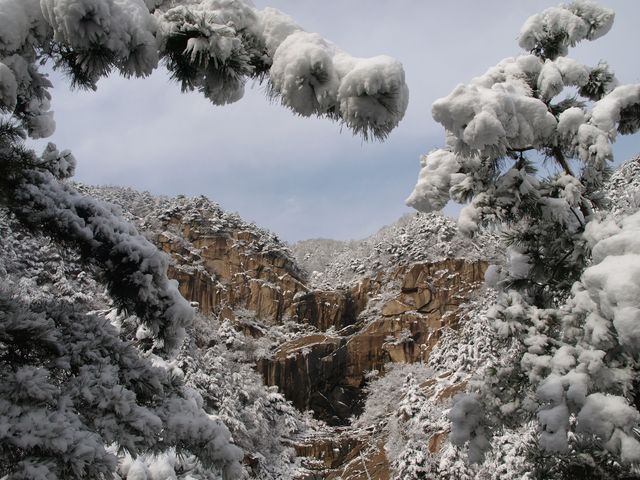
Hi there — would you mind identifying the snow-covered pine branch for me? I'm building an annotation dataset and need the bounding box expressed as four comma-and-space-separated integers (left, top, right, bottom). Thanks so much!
0, 284, 243, 479
407, 0, 639, 294
0, 124, 193, 356
0, 0, 409, 141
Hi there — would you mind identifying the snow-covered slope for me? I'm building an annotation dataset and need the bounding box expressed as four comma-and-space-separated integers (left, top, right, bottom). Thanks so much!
0, 200, 311, 479
293, 212, 501, 289
75, 184, 300, 271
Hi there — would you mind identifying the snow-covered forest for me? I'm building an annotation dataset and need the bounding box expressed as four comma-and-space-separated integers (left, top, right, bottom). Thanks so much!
1, 0, 640, 479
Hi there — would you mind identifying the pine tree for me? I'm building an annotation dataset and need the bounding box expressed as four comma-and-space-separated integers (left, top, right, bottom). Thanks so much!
406, 0, 638, 300
406, 0, 640, 475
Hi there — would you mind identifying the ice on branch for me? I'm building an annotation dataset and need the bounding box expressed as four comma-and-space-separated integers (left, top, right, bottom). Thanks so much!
13, 170, 195, 355
577, 394, 640, 464
523, 209, 640, 461
41, 0, 159, 77
449, 393, 490, 463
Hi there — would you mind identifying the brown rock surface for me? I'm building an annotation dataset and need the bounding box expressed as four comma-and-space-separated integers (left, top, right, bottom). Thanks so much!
153, 209, 488, 475
295, 431, 390, 480
257, 259, 486, 424
158, 217, 368, 330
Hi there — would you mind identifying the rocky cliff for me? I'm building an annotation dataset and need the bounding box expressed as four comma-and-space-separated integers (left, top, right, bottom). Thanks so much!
256, 259, 486, 425
77, 185, 497, 478
138, 194, 488, 423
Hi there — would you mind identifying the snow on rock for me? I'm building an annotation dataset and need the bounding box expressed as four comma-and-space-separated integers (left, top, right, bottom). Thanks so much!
77, 184, 298, 267
292, 212, 501, 289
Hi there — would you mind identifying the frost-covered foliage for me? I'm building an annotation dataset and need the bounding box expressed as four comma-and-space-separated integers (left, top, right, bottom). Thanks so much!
407, 0, 640, 297
0, 0, 408, 140
0, 195, 321, 479
1, 125, 193, 356
293, 212, 501, 289
0, 208, 244, 479
405, 1, 640, 475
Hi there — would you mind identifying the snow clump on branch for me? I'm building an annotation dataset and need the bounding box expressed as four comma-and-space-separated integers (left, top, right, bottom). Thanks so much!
0, 0, 408, 141
519, 0, 614, 59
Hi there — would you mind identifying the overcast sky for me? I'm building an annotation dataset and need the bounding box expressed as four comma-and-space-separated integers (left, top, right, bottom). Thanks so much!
33, 1, 640, 242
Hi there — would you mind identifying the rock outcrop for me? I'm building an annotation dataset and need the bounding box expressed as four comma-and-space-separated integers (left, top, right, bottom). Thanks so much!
257, 259, 486, 424
296, 429, 390, 480
157, 215, 365, 334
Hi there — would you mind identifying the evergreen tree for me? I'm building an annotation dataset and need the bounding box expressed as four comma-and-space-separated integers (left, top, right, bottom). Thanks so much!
406, 0, 638, 299
406, 0, 640, 476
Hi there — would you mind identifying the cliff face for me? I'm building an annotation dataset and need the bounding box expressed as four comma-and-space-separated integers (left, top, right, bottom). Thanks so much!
157, 214, 364, 333
256, 259, 486, 424
153, 205, 487, 427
